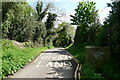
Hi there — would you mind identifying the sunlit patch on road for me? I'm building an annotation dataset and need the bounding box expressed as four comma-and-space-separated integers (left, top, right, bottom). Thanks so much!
36, 55, 72, 68
12, 48, 77, 78
39, 55, 72, 60
41, 61, 72, 67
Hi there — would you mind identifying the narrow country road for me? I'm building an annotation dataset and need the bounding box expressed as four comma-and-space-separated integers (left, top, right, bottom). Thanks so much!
7, 48, 77, 79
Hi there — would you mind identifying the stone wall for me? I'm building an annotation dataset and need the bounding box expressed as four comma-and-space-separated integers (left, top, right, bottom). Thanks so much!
85, 46, 111, 68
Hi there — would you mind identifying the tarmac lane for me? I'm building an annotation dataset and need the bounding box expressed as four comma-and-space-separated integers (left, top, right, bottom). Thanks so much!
6, 48, 77, 80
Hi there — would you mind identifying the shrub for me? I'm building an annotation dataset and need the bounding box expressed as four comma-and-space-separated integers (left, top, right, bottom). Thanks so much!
1, 39, 52, 78
66, 43, 85, 63
81, 63, 104, 79
101, 58, 120, 79
23, 41, 34, 47
66, 43, 104, 79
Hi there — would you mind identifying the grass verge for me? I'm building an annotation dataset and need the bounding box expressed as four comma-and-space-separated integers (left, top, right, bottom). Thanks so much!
0, 39, 53, 78
66, 43, 103, 79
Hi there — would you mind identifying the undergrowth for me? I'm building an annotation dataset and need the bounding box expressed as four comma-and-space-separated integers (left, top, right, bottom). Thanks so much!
66, 43, 103, 79
0, 39, 53, 78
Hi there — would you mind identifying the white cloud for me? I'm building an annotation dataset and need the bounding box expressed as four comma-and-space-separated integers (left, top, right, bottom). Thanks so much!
27, 0, 113, 26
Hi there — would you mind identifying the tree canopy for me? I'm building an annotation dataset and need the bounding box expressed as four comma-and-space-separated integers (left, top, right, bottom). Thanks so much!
2, 1, 74, 47
70, 0, 100, 44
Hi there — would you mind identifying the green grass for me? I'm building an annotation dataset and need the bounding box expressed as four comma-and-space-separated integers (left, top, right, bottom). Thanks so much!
0, 40, 2, 79
66, 43, 103, 79
67, 43, 120, 79
66, 43, 85, 64
0, 39, 53, 78
80, 63, 104, 79
101, 58, 120, 79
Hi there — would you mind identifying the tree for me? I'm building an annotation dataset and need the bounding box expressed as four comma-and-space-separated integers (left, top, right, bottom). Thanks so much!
2, 2, 17, 22
2, 2, 34, 42
2, 2, 17, 38
36, 2, 53, 21
33, 22, 46, 42
34, 2, 57, 46
97, 1, 120, 57
45, 13, 57, 35
70, 0, 99, 45
43, 13, 57, 46
53, 22, 75, 47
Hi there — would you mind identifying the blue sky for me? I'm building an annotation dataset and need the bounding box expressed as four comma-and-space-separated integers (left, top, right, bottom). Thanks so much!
27, 0, 112, 24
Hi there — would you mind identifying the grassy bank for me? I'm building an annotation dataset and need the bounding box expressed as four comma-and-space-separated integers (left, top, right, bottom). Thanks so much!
67, 44, 120, 79
66, 43, 85, 64
66, 44, 103, 79
0, 39, 53, 78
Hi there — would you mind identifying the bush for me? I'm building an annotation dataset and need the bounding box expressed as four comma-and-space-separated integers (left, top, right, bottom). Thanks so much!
66, 43, 85, 63
66, 43, 105, 79
101, 58, 120, 79
23, 41, 34, 47
81, 63, 104, 79
1, 39, 52, 78
47, 46, 54, 49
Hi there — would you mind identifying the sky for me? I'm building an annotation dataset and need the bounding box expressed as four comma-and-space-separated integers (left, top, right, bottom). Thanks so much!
27, 0, 112, 27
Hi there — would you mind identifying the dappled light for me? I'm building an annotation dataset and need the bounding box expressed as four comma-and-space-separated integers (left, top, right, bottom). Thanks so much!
1, 0, 120, 79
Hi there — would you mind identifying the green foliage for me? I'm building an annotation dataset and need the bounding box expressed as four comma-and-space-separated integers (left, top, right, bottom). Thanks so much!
2, 1, 58, 47
96, 1, 120, 57
2, 2, 17, 22
101, 58, 120, 79
54, 22, 75, 47
45, 35, 55, 46
66, 43, 85, 64
36, 2, 53, 21
68, 1, 120, 80
2, 2, 34, 42
81, 63, 103, 79
67, 44, 104, 79
44, 13, 57, 46
1, 39, 52, 78
23, 41, 34, 47
34, 37, 44, 47
45, 13, 57, 32
33, 22, 46, 41
96, 25, 108, 46
34, 2, 56, 46
107, 2, 120, 57
68, 1, 120, 79
70, 0, 100, 44
70, 1, 98, 25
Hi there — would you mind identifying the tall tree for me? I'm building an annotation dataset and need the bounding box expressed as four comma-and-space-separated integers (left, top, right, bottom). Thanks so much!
36, 2, 53, 21
44, 13, 57, 46
70, 0, 99, 44
2, 2, 34, 42
97, 1, 120, 57
2, 2, 17, 22
54, 22, 75, 47
45, 13, 57, 35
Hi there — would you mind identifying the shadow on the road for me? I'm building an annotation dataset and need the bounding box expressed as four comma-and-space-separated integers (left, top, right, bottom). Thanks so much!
44, 50, 70, 55
46, 59, 77, 79
44, 49, 77, 79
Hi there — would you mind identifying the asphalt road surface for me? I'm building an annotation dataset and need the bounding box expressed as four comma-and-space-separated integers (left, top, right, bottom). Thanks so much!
7, 48, 77, 79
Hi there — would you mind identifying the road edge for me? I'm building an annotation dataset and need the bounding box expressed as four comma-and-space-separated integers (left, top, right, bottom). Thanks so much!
64, 49, 81, 80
